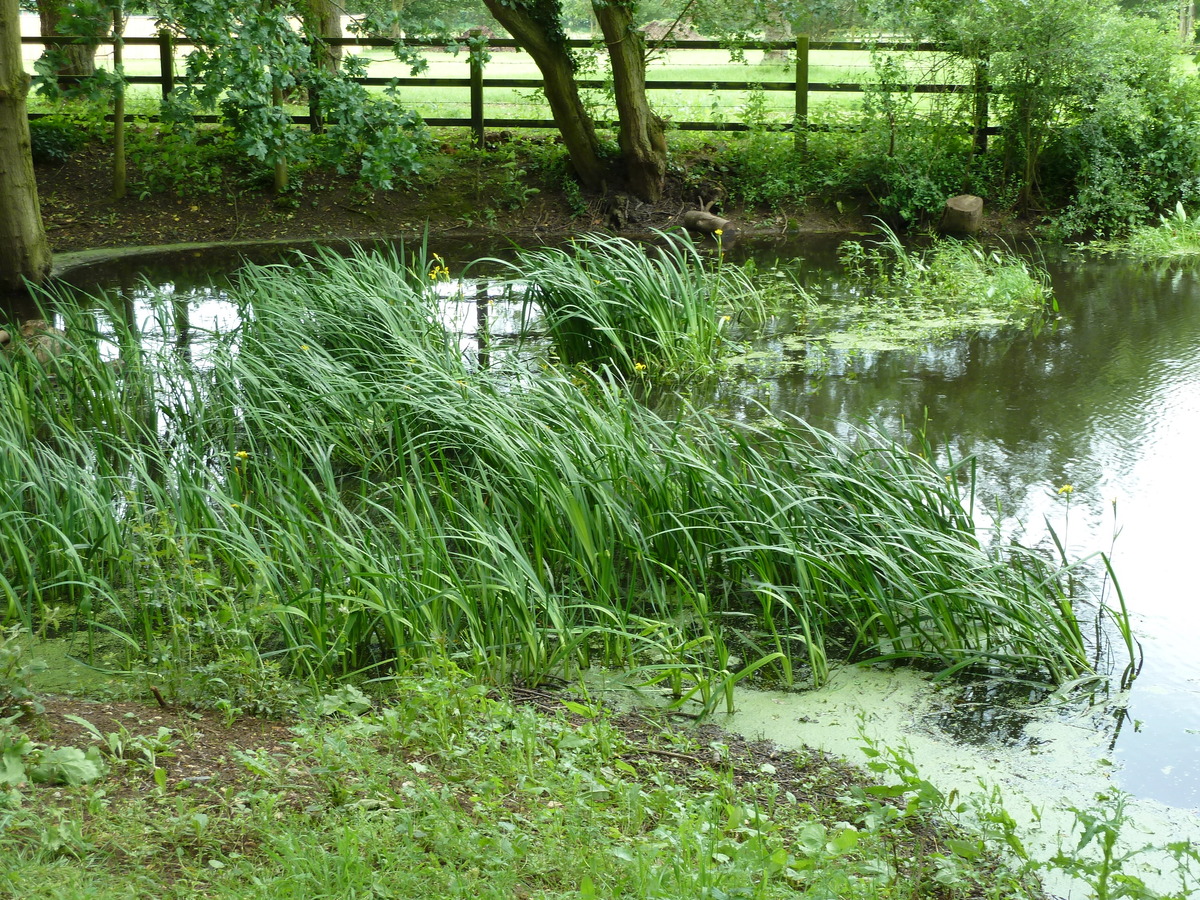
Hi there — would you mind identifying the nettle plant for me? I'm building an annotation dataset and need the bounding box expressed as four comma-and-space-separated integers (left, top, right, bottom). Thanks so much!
155, 0, 430, 189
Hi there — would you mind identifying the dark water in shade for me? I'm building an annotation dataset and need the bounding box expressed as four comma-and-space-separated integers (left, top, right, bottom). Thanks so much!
10, 235, 1200, 809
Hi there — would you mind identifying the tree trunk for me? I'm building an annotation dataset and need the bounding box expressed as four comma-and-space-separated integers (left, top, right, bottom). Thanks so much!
272, 82, 288, 193
389, 0, 403, 40
302, 0, 341, 133
304, 0, 342, 71
593, 0, 666, 202
38, 0, 103, 80
482, 0, 605, 192
112, 5, 125, 199
1, 0, 52, 294
763, 15, 792, 62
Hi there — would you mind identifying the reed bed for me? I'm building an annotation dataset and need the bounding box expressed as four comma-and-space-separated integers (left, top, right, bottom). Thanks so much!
495, 232, 765, 380
839, 222, 1053, 316
0, 240, 1110, 707
1087, 201, 1200, 259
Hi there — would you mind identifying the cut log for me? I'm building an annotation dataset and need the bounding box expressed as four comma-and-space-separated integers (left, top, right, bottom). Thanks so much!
681, 210, 733, 236
939, 194, 984, 235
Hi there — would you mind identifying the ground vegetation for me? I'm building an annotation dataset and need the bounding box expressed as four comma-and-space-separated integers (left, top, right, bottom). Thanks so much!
2, 655, 1053, 899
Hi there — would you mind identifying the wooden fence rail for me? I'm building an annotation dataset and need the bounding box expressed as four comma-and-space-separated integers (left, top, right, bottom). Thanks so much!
21, 34, 991, 151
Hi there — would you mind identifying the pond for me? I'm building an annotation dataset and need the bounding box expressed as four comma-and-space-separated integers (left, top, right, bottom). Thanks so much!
18, 235, 1200, 835
717, 237, 1200, 811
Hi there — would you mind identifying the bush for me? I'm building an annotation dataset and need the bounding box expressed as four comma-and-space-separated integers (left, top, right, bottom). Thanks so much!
910, 0, 1200, 235
126, 122, 245, 198
28, 116, 87, 164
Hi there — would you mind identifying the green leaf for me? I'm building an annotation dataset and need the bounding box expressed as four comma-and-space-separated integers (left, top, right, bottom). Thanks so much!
31, 747, 106, 785
827, 827, 860, 854
554, 733, 591, 751
561, 700, 599, 719
62, 714, 103, 743
945, 838, 983, 859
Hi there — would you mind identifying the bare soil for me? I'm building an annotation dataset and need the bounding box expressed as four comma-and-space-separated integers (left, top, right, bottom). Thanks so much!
27, 689, 858, 810
34, 136, 860, 257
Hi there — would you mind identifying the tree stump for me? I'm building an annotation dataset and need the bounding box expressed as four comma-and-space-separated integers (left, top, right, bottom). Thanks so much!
681, 210, 733, 236
939, 194, 984, 235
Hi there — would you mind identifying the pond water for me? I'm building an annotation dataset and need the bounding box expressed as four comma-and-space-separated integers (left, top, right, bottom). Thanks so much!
21, 236, 1200, 848
705, 238, 1200, 896
715, 238, 1200, 812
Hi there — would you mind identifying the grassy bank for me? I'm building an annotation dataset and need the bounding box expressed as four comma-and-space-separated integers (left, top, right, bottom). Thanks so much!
3, 662, 1044, 900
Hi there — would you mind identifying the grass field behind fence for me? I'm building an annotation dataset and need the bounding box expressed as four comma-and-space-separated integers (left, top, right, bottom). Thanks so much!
26, 40, 970, 126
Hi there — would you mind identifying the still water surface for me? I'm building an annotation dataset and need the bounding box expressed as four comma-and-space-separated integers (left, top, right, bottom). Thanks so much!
54, 237, 1200, 813
718, 239, 1200, 811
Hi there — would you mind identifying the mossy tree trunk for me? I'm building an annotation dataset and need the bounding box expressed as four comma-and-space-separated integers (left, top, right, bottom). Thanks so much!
593, 0, 665, 202
1, 0, 52, 293
301, 0, 342, 134
111, 3, 125, 199
481, 0, 605, 192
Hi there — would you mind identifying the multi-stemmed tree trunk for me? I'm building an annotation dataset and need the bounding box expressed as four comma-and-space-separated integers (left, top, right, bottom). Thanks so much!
37, 0, 106, 80
482, 0, 667, 201
481, 0, 606, 192
1, 0, 52, 294
593, 0, 665, 202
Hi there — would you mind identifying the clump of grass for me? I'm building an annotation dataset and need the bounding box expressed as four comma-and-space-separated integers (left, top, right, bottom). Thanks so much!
493, 230, 764, 380
836, 221, 1054, 338
0, 242, 1119, 710
1087, 201, 1200, 259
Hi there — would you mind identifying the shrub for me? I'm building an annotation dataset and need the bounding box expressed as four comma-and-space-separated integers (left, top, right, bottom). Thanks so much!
28, 116, 87, 164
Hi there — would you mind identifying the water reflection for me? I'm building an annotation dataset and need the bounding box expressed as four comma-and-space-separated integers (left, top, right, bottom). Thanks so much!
716, 244, 1200, 808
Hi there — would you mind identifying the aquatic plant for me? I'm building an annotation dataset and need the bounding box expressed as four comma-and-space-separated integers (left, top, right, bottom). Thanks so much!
1087, 202, 1200, 260
836, 221, 1054, 334
0, 243, 1121, 708
491, 230, 764, 380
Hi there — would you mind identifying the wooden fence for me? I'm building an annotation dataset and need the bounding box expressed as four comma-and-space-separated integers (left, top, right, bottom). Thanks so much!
21, 33, 992, 151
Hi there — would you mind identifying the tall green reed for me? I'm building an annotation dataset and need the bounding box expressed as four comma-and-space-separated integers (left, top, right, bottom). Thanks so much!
838, 220, 1054, 318
488, 230, 764, 380
0, 241, 1120, 707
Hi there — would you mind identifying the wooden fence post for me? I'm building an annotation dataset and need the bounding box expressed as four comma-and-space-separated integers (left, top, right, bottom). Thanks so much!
794, 34, 809, 154
113, 7, 126, 199
972, 55, 989, 156
307, 34, 324, 134
469, 30, 485, 149
157, 29, 174, 99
